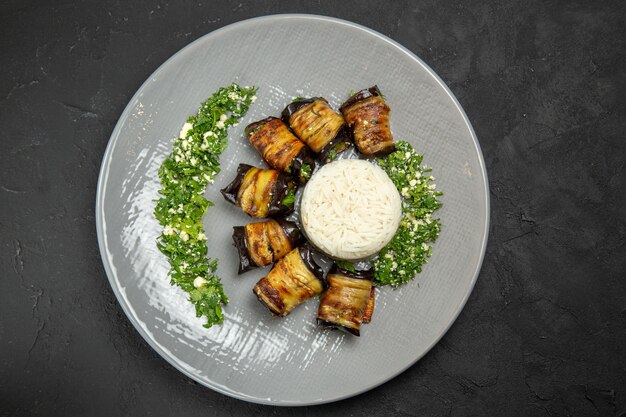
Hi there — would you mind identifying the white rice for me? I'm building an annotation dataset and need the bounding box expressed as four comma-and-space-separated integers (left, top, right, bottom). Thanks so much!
300, 159, 402, 260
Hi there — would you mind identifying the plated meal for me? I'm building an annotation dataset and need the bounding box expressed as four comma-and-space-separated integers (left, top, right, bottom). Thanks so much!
154, 83, 442, 336
97, 15, 489, 404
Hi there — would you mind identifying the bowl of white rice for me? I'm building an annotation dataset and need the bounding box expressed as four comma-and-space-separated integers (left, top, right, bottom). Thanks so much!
300, 159, 402, 261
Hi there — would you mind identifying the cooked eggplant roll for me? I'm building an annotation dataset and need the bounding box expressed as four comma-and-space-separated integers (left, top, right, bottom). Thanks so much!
245, 117, 314, 183
339, 86, 395, 157
220, 163, 297, 218
317, 265, 375, 336
282, 98, 352, 162
362, 286, 376, 324
253, 245, 324, 317
232, 219, 303, 274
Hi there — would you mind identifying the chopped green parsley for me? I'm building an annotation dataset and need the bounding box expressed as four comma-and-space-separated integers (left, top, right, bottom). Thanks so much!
300, 163, 312, 181
154, 83, 257, 328
282, 188, 296, 207
374, 141, 442, 287
335, 260, 356, 272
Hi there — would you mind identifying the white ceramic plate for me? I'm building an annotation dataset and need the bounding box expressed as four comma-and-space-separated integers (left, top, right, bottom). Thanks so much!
96, 14, 489, 406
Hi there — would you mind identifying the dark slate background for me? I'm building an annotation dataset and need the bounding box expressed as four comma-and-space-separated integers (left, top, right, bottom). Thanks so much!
1, 1, 624, 416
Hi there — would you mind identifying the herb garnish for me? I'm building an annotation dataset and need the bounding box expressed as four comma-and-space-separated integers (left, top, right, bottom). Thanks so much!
300, 163, 312, 181
336, 260, 356, 272
373, 141, 442, 287
154, 83, 257, 328
282, 188, 296, 207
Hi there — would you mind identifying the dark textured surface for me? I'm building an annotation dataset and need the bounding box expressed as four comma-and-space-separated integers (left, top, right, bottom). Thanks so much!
1, 1, 625, 415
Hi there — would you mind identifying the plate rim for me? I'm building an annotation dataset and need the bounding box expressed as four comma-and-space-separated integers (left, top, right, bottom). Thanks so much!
95, 13, 490, 406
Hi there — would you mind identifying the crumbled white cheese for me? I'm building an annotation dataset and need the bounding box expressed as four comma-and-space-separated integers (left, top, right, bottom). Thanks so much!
197, 233, 207, 241
215, 120, 225, 129
179, 230, 189, 241
193, 277, 208, 288
179, 122, 193, 139
163, 225, 175, 236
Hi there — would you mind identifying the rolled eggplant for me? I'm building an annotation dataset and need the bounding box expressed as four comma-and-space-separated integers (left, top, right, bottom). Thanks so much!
253, 245, 324, 317
317, 265, 375, 336
220, 163, 297, 218
362, 286, 375, 324
245, 117, 314, 183
282, 98, 352, 163
339, 86, 395, 157
232, 219, 303, 274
